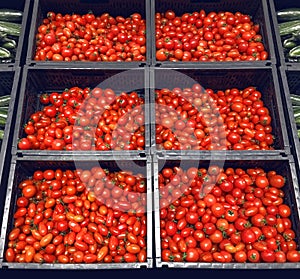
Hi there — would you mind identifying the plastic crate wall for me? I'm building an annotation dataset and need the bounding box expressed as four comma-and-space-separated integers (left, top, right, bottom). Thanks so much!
0, 67, 21, 231
278, 67, 300, 185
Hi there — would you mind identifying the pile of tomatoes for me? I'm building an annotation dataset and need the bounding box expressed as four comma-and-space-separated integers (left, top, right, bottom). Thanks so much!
155, 84, 274, 150
5, 167, 147, 263
159, 165, 300, 263
18, 86, 145, 151
155, 9, 269, 62
34, 11, 146, 62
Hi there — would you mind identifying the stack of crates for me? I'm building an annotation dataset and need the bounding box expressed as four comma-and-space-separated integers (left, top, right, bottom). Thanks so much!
0, 0, 300, 270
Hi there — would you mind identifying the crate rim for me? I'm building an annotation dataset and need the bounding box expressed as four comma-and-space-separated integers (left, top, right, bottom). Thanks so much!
152, 61, 274, 68
0, 67, 22, 257
0, 66, 22, 184
278, 66, 300, 180
1, 261, 153, 269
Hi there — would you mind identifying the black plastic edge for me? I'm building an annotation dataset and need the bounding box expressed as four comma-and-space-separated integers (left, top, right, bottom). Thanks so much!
16, 0, 33, 66
153, 61, 274, 68
277, 65, 300, 181
26, 61, 149, 68
153, 152, 295, 161
270, 64, 292, 152
0, 66, 22, 231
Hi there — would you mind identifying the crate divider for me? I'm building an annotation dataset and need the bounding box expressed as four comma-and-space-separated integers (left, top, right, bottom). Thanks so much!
277, 65, 300, 183
0, 66, 22, 231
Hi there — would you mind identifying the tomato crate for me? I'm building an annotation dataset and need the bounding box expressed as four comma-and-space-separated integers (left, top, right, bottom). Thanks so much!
25, 0, 150, 67
268, 0, 300, 67
0, 0, 32, 67
149, 66, 290, 156
0, 155, 153, 269
0, 67, 21, 231
278, 66, 300, 184
151, 0, 276, 67
11, 66, 150, 157
153, 154, 300, 268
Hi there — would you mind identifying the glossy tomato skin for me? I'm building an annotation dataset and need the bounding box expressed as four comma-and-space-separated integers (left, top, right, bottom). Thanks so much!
155, 10, 268, 62
241, 228, 257, 244
18, 138, 32, 149
155, 84, 274, 151
19, 86, 145, 151
35, 12, 146, 62
5, 167, 148, 264
159, 165, 300, 264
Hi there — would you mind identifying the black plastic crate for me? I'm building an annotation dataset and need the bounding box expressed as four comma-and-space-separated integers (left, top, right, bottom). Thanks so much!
149, 66, 290, 156
25, 0, 150, 67
0, 155, 153, 269
278, 66, 300, 181
153, 154, 300, 268
151, 0, 276, 67
268, 0, 300, 67
12, 66, 150, 157
0, 0, 32, 67
0, 67, 21, 231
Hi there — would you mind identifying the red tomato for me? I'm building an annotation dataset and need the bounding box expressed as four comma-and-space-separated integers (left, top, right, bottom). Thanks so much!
261, 249, 276, 263
44, 31, 56, 46
278, 204, 291, 218
241, 228, 257, 244
155, 10, 268, 62
255, 175, 269, 189
286, 250, 300, 262
269, 174, 285, 188
185, 248, 199, 262
18, 138, 32, 150
22, 185, 37, 198
156, 49, 169, 61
